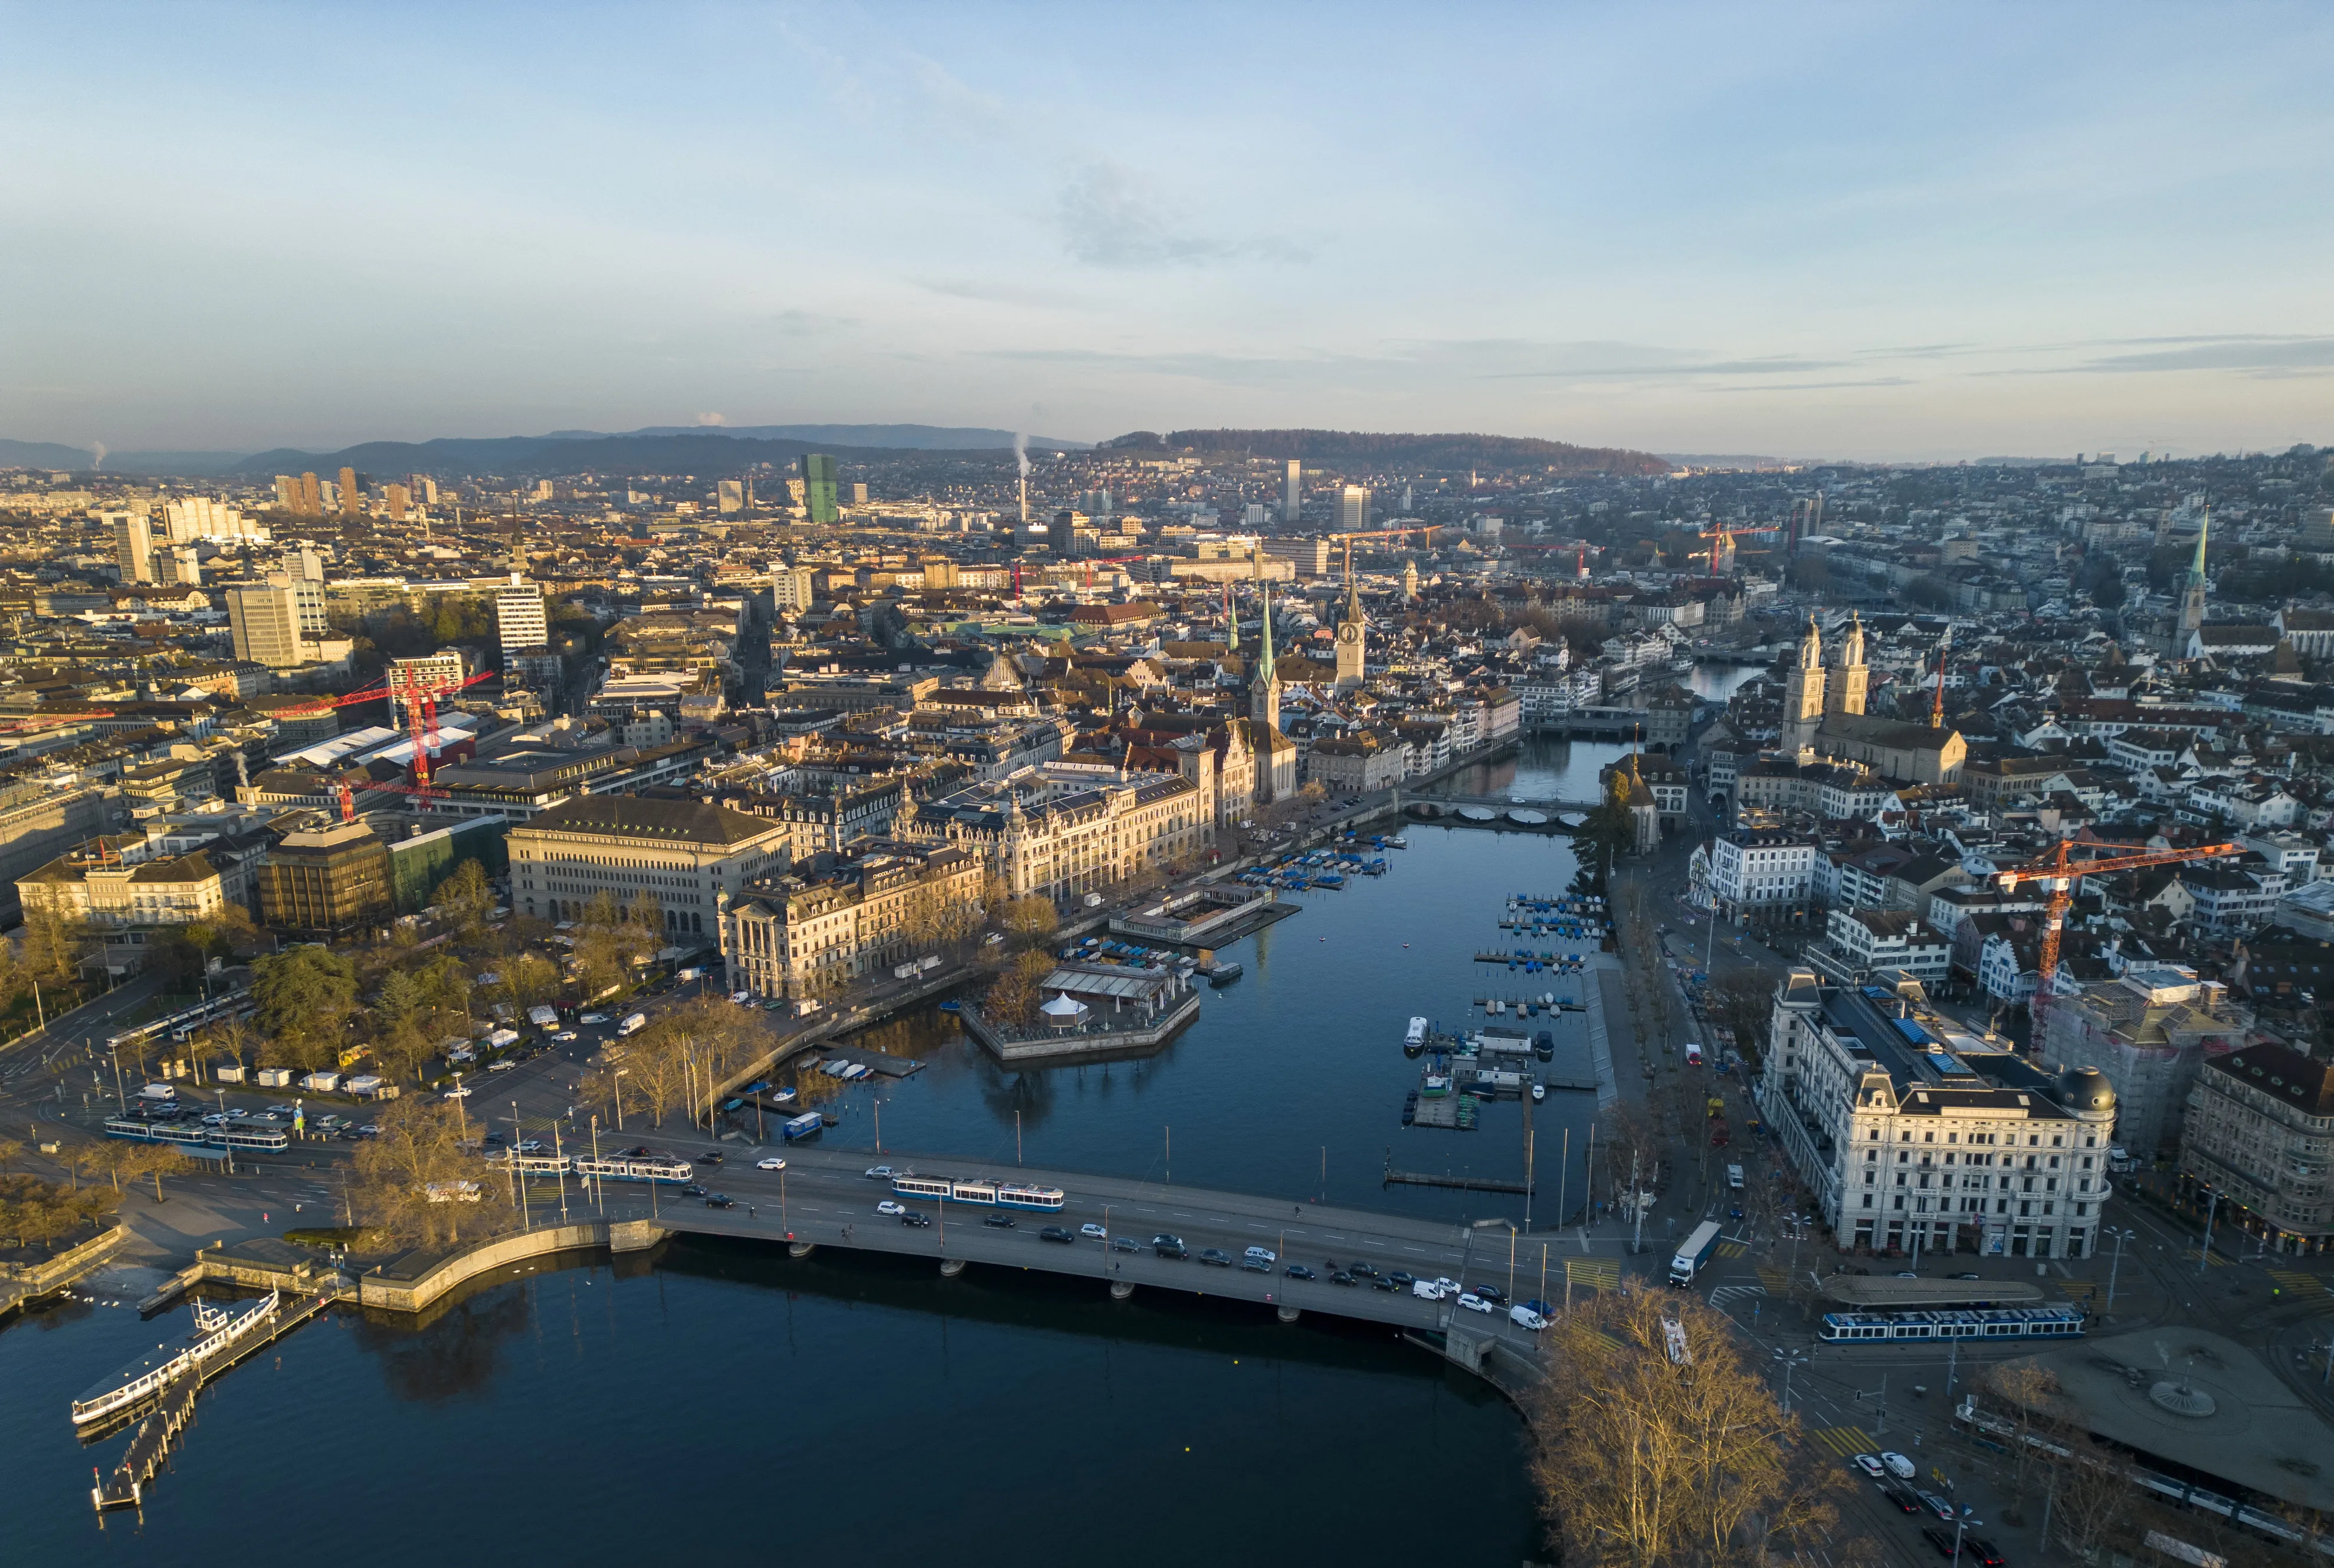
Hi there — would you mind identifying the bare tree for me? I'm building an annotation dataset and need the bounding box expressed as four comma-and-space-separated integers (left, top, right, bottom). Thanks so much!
350, 1097, 513, 1248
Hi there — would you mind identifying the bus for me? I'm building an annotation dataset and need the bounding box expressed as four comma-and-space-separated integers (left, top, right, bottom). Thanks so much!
1818, 1305, 2085, 1343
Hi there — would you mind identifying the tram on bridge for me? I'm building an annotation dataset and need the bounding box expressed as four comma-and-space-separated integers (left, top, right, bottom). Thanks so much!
891, 1173, 1067, 1211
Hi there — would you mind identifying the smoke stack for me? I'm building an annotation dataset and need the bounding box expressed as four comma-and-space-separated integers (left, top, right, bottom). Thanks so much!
1014, 432, 1030, 526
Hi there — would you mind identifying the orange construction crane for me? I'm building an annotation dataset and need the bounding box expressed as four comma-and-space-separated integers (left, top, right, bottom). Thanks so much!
383, 666, 495, 793
1995, 839, 2243, 1034
1696, 523, 1740, 576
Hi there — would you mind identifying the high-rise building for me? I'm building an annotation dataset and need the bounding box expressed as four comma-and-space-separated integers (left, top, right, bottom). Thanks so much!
496, 582, 549, 652
800, 454, 839, 525
274, 475, 299, 510
768, 564, 816, 610
337, 467, 360, 517
298, 473, 322, 515
156, 546, 202, 587
851, 482, 870, 506
111, 512, 153, 583
1282, 460, 1302, 525
717, 479, 744, 514
1339, 485, 1369, 532
384, 483, 410, 521
227, 583, 305, 667
1048, 509, 1084, 559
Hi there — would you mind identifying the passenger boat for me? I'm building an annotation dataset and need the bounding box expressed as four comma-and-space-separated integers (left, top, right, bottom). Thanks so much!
72, 1292, 280, 1426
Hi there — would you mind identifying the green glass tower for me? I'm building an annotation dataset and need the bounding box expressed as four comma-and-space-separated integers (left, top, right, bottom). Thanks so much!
800, 453, 839, 526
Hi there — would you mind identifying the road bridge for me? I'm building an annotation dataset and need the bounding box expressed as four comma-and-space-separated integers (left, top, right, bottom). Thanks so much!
530, 1141, 1570, 1357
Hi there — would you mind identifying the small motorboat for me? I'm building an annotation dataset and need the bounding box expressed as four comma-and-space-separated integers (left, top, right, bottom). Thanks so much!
1531, 1082, 1546, 1103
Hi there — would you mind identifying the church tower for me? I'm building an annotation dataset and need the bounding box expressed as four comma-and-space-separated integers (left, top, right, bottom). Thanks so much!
1401, 557, 1418, 603
1334, 541, 1366, 688
1827, 611, 1868, 718
2179, 506, 2210, 644
1782, 615, 1825, 756
1247, 552, 1281, 731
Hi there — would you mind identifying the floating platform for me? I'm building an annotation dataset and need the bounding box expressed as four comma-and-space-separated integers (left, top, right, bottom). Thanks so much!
1382, 1166, 1533, 1195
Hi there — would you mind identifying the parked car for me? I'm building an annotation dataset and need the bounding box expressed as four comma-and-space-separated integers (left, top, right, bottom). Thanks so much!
756, 1156, 786, 1170
1079, 1222, 1107, 1240
876, 1199, 907, 1216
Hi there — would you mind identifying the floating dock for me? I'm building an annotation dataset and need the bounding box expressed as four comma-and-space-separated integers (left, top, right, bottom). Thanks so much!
1382, 1164, 1533, 1195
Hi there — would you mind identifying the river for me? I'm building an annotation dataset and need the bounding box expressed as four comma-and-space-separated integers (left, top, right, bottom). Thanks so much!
4, 825, 1589, 1563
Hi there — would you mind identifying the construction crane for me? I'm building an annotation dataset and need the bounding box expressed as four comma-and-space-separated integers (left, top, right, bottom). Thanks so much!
382, 666, 496, 792
1994, 839, 2243, 1034
1696, 523, 1739, 576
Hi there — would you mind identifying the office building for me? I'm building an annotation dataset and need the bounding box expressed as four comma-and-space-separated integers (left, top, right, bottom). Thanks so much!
299, 472, 322, 514
2040, 965, 2250, 1163
259, 821, 392, 937
1282, 460, 1302, 525
717, 479, 743, 514
1761, 969, 2119, 1259
801, 454, 839, 525
851, 482, 870, 506
112, 511, 154, 583
507, 795, 794, 940
227, 583, 306, 668
722, 841, 984, 1000
1339, 486, 1369, 532
387, 652, 469, 724
1047, 509, 1084, 559
496, 583, 549, 652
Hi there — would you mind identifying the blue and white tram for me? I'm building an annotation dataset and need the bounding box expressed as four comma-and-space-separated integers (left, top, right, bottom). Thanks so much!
1819, 1305, 2085, 1343
572, 1154, 692, 1183
890, 1174, 1068, 1211
104, 1116, 291, 1154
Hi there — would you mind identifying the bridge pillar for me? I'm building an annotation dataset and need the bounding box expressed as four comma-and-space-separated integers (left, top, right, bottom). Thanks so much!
1276, 1305, 1300, 1324
1109, 1280, 1133, 1301
787, 1242, 814, 1258
939, 1258, 965, 1278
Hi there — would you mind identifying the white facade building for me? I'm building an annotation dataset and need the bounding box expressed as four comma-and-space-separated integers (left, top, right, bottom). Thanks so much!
1709, 828, 1816, 922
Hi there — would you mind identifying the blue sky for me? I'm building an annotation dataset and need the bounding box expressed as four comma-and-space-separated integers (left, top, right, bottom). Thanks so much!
5, 2, 2331, 460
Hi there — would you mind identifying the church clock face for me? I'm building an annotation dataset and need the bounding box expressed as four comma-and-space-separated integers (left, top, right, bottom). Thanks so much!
1336, 623, 1359, 644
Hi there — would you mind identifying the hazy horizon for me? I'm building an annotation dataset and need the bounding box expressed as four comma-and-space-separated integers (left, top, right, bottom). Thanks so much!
6, 2, 2331, 463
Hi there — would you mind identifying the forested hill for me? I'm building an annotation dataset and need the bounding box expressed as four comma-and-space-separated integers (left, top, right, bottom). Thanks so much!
1101, 428, 1670, 475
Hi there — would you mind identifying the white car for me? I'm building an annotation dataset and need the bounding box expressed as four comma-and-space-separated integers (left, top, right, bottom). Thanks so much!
1508, 1304, 1548, 1331
1852, 1454, 1886, 1478
552, 1030, 578, 1043
487, 1059, 516, 1072
876, 1199, 907, 1216
1079, 1222, 1107, 1239
865, 1165, 894, 1179
1880, 1451, 1916, 1480
1456, 1292, 1494, 1314
443, 1086, 471, 1099
730, 989, 752, 1005
1244, 1245, 1276, 1264
756, 1156, 786, 1171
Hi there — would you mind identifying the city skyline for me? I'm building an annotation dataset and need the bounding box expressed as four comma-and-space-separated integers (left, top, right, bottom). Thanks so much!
6, 2, 2332, 461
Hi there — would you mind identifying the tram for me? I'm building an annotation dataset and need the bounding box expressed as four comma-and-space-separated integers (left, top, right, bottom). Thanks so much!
890, 1173, 1067, 1211
1818, 1305, 2086, 1343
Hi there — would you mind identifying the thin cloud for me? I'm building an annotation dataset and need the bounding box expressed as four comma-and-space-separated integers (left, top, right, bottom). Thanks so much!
1057, 160, 1309, 268
1709, 377, 1916, 393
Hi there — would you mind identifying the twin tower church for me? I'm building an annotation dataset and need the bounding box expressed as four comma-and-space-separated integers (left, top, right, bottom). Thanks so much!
1779, 614, 1965, 786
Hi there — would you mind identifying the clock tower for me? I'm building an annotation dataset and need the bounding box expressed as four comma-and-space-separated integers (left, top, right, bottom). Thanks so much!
1334, 542, 1366, 688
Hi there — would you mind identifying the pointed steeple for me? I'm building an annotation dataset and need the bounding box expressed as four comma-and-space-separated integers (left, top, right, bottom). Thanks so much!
1248, 550, 1280, 730
1251, 552, 1276, 690
1224, 579, 1238, 652
2187, 504, 2211, 588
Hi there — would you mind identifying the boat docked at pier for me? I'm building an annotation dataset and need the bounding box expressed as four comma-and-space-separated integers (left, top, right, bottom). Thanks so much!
72, 1292, 281, 1427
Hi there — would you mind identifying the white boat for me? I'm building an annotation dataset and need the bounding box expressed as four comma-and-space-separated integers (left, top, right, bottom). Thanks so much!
1532, 1082, 1546, 1103
72, 1291, 280, 1426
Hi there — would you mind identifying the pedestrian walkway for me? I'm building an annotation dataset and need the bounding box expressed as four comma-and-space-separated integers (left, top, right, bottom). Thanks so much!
1717, 1240, 1748, 1259
2271, 1270, 2329, 1299
1758, 1266, 1791, 1292
1808, 1425, 1876, 1457
1565, 1257, 1620, 1291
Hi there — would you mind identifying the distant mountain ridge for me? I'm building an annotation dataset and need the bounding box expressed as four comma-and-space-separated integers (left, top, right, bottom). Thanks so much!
547, 422, 1090, 451
1104, 427, 1668, 475
226, 431, 1022, 480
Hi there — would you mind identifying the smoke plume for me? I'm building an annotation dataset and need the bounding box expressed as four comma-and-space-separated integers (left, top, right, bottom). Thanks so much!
1013, 431, 1030, 477
88, 441, 107, 470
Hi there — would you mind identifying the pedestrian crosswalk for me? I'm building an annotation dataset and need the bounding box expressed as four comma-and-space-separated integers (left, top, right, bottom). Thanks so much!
1716, 1241, 1748, 1259
1757, 1267, 1791, 1293
2270, 1270, 2328, 1298
2057, 1281, 2096, 1304
1565, 1257, 1621, 1291
1809, 1425, 1876, 1457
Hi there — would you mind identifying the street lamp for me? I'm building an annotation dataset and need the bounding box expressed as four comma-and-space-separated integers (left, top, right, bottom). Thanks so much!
1772, 1346, 1808, 1414
2102, 1225, 2135, 1313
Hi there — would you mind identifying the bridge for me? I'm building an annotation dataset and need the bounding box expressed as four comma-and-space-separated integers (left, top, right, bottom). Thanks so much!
526, 1141, 1574, 1357
1523, 705, 1648, 739
1406, 795, 1597, 830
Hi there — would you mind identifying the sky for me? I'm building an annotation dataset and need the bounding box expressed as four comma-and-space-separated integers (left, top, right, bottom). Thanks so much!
5, 2, 2333, 462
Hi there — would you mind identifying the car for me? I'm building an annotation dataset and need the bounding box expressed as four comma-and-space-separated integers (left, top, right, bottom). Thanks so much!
1154, 1237, 1189, 1259
199, 1112, 230, 1126
1388, 1270, 1416, 1288
1284, 1264, 1317, 1280
1470, 1284, 1506, 1305
487, 1059, 516, 1072
1958, 1536, 2006, 1566
1244, 1245, 1277, 1264
865, 1165, 894, 1179
757, 1156, 786, 1171
1039, 1226, 1075, 1244
899, 1211, 933, 1228
705, 1193, 734, 1209
1198, 1248, 1231, 1267
1727, 1205, 1744, 1221
982, 1214, 1015, 1229
552, 1029, 579, 1042
1371, 1274, 1400, 1291
1881, 1452, 1917, 1480
1920, 1528, 1960, 1560
1894, 1270, 1920, 1280
1240, 1257, 1270, 1272
579, 1012, 608, 1024
1852, 1454, 1886, 1479
699, 1150, 725, 1164
730, 990, 752, 1005
1508, 1304, 1548, 1330
1111, 1235, 1140, 1253
516, 1140, 546, 1154
1456, 1293, 1494, 1313
1329, 1271, 1358, 1287
1951, 1271, 1982, 1280
1079, 1222, 1108, 1240
1877, 1487, 1922, 1515
444, 1086, 472, 1099
1346, 1259, 1378, 1278
1917, 1492, 1960, 1525
681, 1183, 707, 1198
1522, 1299, 1554, 1320
876, 1200, 907, 1216
356, 1124, 380, 1137
483, 1131, 509, 1146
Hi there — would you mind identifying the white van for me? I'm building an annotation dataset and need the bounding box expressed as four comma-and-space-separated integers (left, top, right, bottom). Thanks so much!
1726, 1163, 1745, 1190
1411, 1279, 1446, 1300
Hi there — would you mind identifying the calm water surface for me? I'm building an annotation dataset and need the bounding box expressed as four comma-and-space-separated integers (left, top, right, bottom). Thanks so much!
6, 828, 1579, 1562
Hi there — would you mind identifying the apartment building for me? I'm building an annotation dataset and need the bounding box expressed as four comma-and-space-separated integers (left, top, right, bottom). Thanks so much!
721, 840, 984, 999
2039, 964, 2250, 1162
507, 796, 794, 940
1709, 828, 1817, 923
2178, 1042, 2334, 1253
1812, 908, 1950, 984
1759, 969, 2119, 1259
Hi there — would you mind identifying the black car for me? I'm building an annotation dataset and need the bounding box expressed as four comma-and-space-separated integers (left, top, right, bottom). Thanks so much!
982, 1214, 1015, 1228
1198, 1248, 1231, 1267
1950, 1271, 1982, 1281
1284, 1264, 1316, 1280
1153, 1234, 1188, 1259
899, 1211, 933, 1228
1240, 1256, 1270, 1272
1111, 1235, 1141, 1253
1329, 1270, 1358, 1287
1956, 1538, 2005, 1567
483, 1131, 509, 1146
1371, 1274, 1400, 1291
1389, 1270, 1416, 1288
704, 1193, 733, 1209
681, 1182, 707, 1198
1879, 1487, 1921, 1515
699, 1150, 725, 1164
1472, 1284, 1506, 1305
1038, 1226, 1075, 1244
1919, 1528, 1968, 1560
1347, 1260, 1378, 1278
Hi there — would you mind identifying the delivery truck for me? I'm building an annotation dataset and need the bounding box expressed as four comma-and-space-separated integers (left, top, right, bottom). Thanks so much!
617, 1012, 648, 1036
1668, 1220, 1723, 1286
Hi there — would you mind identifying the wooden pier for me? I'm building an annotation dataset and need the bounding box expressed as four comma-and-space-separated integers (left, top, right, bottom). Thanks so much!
1382, 1164, 1535, 1195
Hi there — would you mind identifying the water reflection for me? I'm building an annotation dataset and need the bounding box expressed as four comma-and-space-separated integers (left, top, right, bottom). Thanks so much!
352, 1289, 531, 1404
